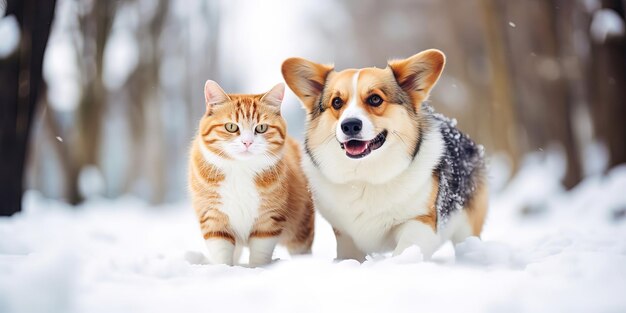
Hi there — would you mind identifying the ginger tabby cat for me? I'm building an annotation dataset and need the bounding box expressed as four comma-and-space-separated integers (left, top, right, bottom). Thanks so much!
188, 80, 314, 266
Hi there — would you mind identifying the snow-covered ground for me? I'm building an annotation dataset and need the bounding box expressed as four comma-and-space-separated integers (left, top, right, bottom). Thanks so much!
1, 153, 626, 313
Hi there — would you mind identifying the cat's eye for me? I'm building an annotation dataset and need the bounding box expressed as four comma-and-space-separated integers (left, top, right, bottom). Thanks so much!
331, 97, 343, 110
367, 94, 383, 107
224, 123, 239, 133
255, 124, 269, 134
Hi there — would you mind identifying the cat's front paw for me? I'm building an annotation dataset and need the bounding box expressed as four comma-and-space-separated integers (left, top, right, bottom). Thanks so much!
205, 239, 235, 265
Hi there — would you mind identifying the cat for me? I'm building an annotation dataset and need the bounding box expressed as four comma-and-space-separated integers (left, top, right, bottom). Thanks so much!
188, 80, 315, 266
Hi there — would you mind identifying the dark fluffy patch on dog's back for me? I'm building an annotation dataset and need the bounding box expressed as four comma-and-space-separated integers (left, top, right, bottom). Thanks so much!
422, 104, 485, 229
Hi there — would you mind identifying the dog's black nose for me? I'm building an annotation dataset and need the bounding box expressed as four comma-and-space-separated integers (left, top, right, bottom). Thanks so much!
341, 118, 363, 136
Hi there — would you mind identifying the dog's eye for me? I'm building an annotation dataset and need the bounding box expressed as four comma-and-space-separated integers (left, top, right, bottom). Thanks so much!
367, 94, 383, 107
225, 123, 239, 133
332, 97, 343, 110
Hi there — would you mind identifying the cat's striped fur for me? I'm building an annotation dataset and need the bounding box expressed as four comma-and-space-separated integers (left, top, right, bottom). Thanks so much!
188, 81, 314, 266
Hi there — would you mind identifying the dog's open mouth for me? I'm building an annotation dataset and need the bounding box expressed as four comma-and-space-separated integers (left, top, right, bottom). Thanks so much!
340, 130, 388, 159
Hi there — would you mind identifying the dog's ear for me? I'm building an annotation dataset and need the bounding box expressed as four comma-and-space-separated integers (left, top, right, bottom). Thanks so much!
281, 58, 333, 112
388, 49, 445, 105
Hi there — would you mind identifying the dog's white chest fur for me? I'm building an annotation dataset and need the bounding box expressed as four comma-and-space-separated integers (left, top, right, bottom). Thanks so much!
304, 127, 445, 253
315, 175, 434, 252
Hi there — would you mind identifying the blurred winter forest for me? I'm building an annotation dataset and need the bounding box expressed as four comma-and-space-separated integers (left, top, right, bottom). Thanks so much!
1, 0, 625, 214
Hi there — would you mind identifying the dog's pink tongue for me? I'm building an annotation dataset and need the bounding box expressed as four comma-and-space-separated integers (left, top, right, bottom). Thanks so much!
345, 141, 367, 155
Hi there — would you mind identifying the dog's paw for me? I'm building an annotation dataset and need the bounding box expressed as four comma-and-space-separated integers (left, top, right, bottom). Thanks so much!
390, 245, 424, 264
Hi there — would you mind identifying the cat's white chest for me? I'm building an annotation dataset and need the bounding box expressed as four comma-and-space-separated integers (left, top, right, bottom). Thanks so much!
218, 167, 260, 242
199, 142, 279, 243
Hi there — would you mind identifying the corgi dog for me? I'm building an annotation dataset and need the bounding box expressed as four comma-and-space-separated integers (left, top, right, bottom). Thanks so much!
281, 49, 487, 261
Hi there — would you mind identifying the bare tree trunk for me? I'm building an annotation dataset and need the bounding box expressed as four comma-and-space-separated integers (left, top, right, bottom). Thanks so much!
494, 0, 583, 188
124, 0, 169, 203
0, 0, 56, 215
545, 0, 583, 188
481, 0, 520, 171
56, 0, 116, 204
591, 0, 626, 169
41, 103, 82, 202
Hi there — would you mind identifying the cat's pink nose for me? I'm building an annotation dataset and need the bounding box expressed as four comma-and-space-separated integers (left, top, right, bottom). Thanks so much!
242, 140, 253, 148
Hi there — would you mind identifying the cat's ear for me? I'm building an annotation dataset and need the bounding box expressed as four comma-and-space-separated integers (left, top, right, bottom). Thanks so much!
260, 83, 285, 110
281, 57, 333, 112
204, 80, 231, 113
388, 49, 445, 106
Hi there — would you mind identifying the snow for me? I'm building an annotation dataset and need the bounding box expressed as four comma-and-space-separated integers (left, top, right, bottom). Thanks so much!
0, 14, 20, 58
590, 8, 625, 43
2, 153, 626, 313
